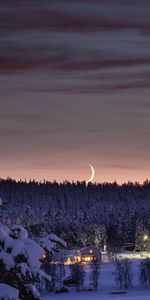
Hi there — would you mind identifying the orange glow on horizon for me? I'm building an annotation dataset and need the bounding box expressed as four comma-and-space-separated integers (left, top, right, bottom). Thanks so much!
0, 171, 149, 185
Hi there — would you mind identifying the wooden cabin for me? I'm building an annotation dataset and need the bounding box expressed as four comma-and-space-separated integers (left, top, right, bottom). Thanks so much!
61, 246, 101, 265
80, 246, 101, 264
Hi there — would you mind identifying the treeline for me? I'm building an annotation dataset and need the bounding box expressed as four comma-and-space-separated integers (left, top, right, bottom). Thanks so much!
0, 178, 150, 251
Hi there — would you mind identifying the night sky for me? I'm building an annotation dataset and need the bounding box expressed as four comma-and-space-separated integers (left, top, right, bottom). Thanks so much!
0, 0, 150, 183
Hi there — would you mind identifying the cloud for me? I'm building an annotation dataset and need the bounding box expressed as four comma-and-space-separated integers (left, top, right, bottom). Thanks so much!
0, 51, 150, 73
106, 164, 141, 170
0, 0, 150, 84
0, 0, 150, 32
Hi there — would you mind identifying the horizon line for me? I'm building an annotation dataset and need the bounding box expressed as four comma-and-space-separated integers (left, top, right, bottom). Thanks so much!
0, 176, 150, 186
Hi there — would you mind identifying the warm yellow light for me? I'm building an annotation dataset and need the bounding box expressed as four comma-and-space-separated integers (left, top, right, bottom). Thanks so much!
85, 257, 91, 261
143, 234, 148, 241
75, 255, 81, 262
64, 257, 72, 265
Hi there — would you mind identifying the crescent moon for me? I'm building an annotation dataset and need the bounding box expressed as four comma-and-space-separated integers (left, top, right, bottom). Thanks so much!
87, 164, 95, 184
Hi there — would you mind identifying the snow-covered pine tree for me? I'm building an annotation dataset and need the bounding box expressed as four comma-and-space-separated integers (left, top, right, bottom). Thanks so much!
39, 233, 67, 261
0, 225, 50, 300
84, 223, 106, 248
39, 233, 67, 291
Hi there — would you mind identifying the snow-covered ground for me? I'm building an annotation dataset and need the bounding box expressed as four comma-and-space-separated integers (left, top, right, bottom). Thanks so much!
44, 291, 150, 300
117, 251, 150, 260
43, 261, 150, 300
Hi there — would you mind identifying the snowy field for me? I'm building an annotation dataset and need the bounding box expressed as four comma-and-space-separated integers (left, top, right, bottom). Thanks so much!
43, 261, 150, 300
44, 291, 150, 300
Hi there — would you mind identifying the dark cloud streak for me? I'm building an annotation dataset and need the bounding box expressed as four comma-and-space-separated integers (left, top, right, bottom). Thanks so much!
1, 54, 150, 73
1, 10, 150, 32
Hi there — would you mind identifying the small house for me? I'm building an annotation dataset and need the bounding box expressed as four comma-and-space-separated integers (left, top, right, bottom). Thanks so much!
80, 246, 101, 264
61, 246, 101, 265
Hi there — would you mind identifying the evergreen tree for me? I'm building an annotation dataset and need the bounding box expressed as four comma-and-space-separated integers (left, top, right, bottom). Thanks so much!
0, 225, 50, 300
135, 219, 150, 251
40, 233, 66, 292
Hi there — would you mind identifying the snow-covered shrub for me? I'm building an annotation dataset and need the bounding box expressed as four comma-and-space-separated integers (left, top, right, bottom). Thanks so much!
115, 259, 133, 289
0, 225, 51, 300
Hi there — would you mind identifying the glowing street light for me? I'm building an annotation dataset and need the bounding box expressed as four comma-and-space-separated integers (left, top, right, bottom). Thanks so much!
143, 234, 149, 241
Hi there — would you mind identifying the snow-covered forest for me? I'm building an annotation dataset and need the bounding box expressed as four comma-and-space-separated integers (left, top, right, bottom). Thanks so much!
0, 179, 150, 251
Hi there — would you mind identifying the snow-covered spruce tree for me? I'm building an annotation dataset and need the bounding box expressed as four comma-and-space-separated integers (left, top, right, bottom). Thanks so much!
39, 233, 66, 291
84, 223, 106, 249
39, 233, 67, 261
0, 225, 50, 300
